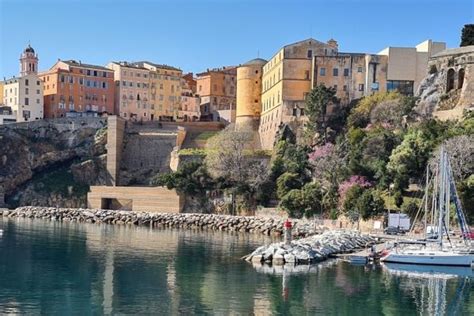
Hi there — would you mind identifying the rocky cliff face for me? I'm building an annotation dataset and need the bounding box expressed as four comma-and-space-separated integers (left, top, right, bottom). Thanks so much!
0, 119, 108, 208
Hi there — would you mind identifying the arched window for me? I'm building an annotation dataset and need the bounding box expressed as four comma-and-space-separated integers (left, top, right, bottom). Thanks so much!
458, 68, 465, 90
447, 68, 455, 92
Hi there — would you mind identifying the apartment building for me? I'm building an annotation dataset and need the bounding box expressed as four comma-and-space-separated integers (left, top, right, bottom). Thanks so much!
196, 66, 237, 123
133, 61, 182, 121
106, 62, 152, 121
40, 60, 115, 118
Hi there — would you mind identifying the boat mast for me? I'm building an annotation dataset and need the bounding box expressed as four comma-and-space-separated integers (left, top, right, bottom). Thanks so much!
423, 165, 429, 240
444, 150, 450, 239
437, 147, 445, 248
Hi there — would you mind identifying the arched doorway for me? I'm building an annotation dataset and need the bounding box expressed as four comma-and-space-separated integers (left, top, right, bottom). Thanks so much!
458, 68, 465, 89
446, 68, 455, 92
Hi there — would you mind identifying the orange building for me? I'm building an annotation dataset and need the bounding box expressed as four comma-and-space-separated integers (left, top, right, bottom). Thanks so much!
40, 60, 115, 118
196, 66, 237, 122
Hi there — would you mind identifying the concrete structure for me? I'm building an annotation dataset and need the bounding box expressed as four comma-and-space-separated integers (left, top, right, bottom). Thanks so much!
19, 44, 39, 77
178, 74, 200, 121
196, 66, 237, 123
133, 61, 182, 121
236, 58, 266, 127
3, 75, 44, 122
378, 40, 446, 94
88, 186, 184, 213
107, 62, 152, 121
258, 38, 338, 149
106, 116, 126, 186
40, 60, 115, 118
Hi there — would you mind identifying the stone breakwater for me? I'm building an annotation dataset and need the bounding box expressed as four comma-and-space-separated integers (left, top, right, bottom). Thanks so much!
1, 207, 320, 237
244, 231, 377, 265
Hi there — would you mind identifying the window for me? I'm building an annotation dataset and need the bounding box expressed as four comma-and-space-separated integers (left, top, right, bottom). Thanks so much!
79, 78, 84, 85
333, 68, 339, 76
25, 88, 29, 94
344, 68, 349, 76
333, 85, 337, 90
93, 70, 98, 76
36, 98, 40, 104
69, 76, 74, 84
357, 67, 363, 73
320, 68, 326, 76
358, 84, 364, 91
60, 75, 65, 83
36, 80, 40, 85
87, 70, 91, 76
307, 50, 312, 58
102, 82, 107, 89
293, 108, 297, 116
103, 72, 107, 78
25, 79, 29, 86
305, 70, 310, 80
343, 85, 347, 92
25, 97, 29, 105
387, 80, 414, 95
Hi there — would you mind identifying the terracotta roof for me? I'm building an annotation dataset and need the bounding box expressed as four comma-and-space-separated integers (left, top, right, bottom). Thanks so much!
109, 61, 148, 70
62, 60, 113, 71
133, 61, 181, 71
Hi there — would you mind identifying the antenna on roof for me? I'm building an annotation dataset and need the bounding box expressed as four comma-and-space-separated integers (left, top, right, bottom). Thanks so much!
257, 49, 260, 58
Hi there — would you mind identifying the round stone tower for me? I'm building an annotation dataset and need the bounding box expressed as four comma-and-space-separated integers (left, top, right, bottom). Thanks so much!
19, 44, 38, 77
236, 58, 267, 128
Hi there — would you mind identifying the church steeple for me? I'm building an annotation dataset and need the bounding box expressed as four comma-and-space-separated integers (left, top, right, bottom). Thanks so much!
19, 44, 38, 76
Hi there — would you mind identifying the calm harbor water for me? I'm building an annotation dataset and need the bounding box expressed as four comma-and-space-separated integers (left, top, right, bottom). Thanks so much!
0, 218, 473, 315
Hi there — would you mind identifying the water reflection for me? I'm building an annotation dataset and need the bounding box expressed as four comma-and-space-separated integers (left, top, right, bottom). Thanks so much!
0, 218, 472, 315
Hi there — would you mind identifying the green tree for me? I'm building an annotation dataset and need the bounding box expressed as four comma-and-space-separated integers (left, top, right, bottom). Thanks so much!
305, 84, 339, 143
343, 186, 385, 221
461, 24, 474, 47
150, 161, 214, 199
348, 91, 401, 128
276, 172, 301, 199
279, 182, 324, 218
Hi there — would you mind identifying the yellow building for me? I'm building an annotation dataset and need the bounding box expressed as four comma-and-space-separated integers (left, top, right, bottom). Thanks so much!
236, 58, 266, 128
134, 61, 183, 121
258, 38, 338, 149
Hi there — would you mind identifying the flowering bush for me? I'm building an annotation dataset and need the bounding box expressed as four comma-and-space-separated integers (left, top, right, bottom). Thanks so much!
338, 175, 371, 203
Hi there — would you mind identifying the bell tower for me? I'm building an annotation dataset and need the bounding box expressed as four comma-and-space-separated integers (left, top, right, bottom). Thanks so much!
19, 44, 38, 76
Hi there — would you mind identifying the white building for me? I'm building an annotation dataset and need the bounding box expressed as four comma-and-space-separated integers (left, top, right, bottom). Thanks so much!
1, 45, 44, 123
378, 40, 446, 94
3, 74, 44, 122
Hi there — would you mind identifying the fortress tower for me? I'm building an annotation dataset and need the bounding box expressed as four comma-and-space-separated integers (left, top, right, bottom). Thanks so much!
236, 58, 266, 128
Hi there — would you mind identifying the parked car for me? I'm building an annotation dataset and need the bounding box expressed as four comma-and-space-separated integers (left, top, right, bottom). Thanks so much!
384, 226, 406, 235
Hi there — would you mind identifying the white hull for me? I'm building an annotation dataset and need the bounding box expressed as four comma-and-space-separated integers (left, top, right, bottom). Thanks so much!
381, 250, 474, 267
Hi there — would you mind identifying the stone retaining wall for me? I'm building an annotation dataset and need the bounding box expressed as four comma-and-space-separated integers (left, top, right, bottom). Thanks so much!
1, 207, 319, 237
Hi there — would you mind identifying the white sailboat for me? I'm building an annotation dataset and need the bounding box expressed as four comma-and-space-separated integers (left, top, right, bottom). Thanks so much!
381, 147, 474, 267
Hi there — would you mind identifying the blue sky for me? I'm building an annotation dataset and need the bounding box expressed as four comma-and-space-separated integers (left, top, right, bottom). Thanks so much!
0, 0, 472, 78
